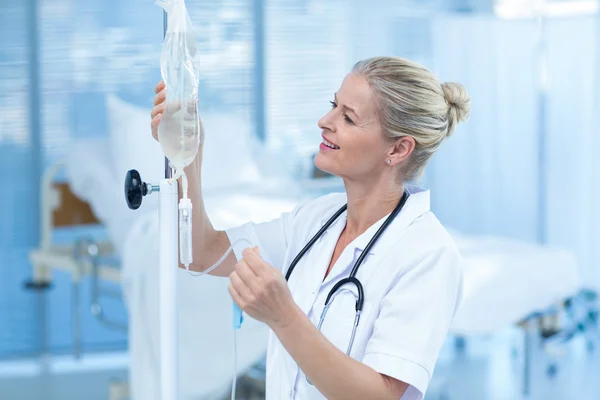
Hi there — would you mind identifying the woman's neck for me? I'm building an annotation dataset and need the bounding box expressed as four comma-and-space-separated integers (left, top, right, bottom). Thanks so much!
342, 177, 405, 238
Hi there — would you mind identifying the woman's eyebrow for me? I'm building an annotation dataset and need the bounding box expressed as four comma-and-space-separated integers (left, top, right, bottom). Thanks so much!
334, 93, 360, 120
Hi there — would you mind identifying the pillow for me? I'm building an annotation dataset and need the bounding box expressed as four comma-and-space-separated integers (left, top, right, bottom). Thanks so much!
106, 94, 261, 193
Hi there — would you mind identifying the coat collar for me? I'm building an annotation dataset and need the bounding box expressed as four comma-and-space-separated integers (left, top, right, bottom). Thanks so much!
318, 185, 431, 256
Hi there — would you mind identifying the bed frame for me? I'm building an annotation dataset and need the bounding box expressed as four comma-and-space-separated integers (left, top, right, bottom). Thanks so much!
448, 290, 599, 399
28, 163, 120, 284
25, 162, 129, 399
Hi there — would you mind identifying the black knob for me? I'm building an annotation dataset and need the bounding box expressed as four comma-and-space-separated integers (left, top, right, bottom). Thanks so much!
124, 169, 148, 210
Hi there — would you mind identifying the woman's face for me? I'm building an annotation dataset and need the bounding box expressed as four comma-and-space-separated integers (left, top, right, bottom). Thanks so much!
314, 72, 395, 182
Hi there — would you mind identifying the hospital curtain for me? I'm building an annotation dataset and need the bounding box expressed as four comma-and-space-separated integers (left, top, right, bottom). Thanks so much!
544, 15, 600, 289
427, 14, 541, 242
427, 12, 600, 290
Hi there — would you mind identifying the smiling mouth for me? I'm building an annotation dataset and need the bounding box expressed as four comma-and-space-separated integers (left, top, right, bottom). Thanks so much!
321, 138, 340, 149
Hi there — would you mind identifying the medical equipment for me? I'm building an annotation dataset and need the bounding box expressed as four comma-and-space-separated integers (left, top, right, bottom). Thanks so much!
447, 231, 596, 398
125, 166, 253, 400
285, 188, 409, 385
125, 168, 180, 400
156, 0, 202, 270
136, 3, 252, 397
123, 3, 201, 397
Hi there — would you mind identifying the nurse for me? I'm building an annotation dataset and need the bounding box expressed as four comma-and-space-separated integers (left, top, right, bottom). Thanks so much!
151, 56, 470, 400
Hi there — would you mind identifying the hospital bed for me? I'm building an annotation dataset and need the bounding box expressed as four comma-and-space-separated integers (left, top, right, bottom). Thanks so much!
445, 233, 598, 398
27, 161, 125, 361
27, 93, 597, 399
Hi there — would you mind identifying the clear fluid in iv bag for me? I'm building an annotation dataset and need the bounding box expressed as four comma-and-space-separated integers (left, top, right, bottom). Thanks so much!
158, 99, 201, 169
158, 29, 202, 170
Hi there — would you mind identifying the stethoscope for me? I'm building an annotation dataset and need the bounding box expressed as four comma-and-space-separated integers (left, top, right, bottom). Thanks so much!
284, 189, 409, 384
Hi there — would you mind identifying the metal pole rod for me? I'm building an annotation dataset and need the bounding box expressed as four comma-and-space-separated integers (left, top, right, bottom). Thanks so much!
159, 180, 178, 400
164, 11, 172, 180
72, 276, 81, 359
27, 0, 48, 363
159, 9, 178, 400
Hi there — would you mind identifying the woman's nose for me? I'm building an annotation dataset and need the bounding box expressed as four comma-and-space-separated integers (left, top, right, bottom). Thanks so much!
318, 110, 335, 132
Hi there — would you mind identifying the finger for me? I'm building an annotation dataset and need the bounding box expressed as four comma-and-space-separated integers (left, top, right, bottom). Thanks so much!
150, 102, 164, 119
228, 283, 243, 308
151, 111, 162, 126
153, 88, 166, 106
230, 271, 251, 301
243, 247, 268, 275
151, 114, 162, 138
154, 80, 165, 94
235, 259, 257, 289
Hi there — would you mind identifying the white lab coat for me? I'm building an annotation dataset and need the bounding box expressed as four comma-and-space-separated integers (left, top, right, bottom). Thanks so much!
225, 186, 463, 400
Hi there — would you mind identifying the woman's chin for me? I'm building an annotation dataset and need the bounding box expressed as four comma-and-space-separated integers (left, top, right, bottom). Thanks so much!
313, 157, 339, 179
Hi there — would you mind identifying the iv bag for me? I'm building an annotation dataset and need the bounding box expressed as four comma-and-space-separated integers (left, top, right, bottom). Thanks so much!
156, 0, 203, 171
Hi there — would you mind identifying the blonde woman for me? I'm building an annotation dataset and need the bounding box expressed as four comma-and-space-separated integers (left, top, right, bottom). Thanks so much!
151, 56, 471, 400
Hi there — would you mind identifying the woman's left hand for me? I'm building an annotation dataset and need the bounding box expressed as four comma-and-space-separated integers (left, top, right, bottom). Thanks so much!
228, 247, 300, 329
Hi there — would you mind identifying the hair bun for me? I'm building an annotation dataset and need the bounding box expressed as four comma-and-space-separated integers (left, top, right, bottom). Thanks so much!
441, 82, 471, 137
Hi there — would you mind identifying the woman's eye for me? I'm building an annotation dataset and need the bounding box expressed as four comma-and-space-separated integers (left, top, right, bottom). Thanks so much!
330, 100, 353, 124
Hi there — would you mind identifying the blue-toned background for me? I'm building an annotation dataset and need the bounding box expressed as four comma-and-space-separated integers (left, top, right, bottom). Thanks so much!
1, 0, 600, 399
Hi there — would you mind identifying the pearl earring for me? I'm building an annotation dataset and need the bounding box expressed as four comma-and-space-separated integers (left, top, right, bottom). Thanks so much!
386, 159, 391, 165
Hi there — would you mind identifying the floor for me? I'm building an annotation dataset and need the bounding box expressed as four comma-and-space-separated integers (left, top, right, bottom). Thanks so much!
0, 328, 598, 400
0, 352, 128, 400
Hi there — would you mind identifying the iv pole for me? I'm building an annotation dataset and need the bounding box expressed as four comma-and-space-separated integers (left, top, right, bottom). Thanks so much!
158, 9, 179, 400
163, 12, 172, 182
124, 10, 179, 400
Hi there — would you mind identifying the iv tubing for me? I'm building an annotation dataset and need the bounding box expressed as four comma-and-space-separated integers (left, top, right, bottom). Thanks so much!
168, 168, 188, 199
181, 171, 188, 199
184, 237, 253, 276
231, 329, 238, 400
183, 237, 254, 400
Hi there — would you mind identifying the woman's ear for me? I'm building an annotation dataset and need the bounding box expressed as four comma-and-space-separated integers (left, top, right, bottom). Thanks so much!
386, 136, 415, 166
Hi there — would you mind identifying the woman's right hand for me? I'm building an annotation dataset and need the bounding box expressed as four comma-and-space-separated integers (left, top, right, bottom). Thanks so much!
151, 80, 166, 142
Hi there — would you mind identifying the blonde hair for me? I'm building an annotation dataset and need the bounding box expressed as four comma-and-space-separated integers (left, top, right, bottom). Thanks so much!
352, 56, 471, 180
